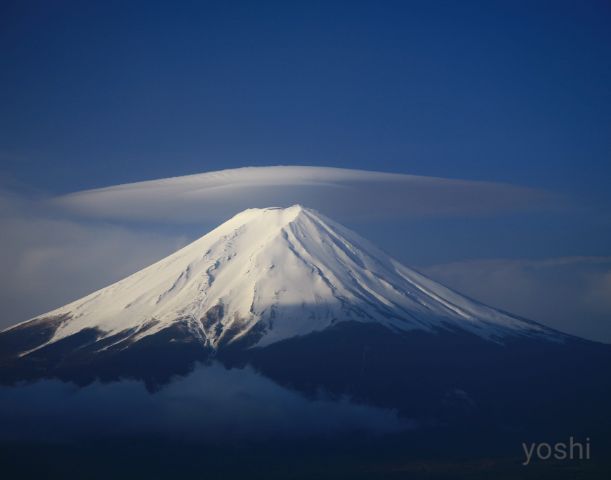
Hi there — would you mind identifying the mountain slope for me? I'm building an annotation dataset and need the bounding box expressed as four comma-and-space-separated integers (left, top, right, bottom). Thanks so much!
2, 205, 562, 363
2, 205, 611, 434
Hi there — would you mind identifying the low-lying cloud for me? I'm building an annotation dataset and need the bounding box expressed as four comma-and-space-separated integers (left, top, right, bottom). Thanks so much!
0, 363, 412, 442
53, 166, 559, 223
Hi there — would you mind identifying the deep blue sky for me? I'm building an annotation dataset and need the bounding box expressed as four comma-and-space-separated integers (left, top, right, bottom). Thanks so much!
1, 0, 610, 262
1, 1, 610, 195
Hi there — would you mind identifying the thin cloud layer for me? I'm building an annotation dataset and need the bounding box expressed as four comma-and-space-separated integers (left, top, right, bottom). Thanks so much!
0, 189, 188, 329
53, 166, 558, 223
422, 256, 611, 343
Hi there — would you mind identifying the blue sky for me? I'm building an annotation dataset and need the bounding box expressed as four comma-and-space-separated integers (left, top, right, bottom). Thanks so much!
0, 1, 610, 340
2, 0, 610, 195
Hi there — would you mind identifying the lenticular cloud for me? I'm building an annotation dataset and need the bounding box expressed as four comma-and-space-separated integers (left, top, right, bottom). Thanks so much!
53, 166, 556, 223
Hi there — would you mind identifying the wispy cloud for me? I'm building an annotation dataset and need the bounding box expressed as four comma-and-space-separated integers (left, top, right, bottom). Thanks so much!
422, 256, 611, 343
53, 166, 560, 223
0, 189, 187, 329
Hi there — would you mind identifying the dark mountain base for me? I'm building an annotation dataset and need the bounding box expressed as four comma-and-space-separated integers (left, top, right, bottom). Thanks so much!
0, 321, 212, 390
221, 322, 611, 435
1, 319, 611, 434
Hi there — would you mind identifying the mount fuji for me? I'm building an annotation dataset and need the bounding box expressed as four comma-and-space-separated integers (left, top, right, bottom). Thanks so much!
1, 206, 610, 428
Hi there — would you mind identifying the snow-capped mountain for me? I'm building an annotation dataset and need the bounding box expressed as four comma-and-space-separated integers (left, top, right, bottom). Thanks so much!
2, 205, 560, 360
1, 205, 610, 430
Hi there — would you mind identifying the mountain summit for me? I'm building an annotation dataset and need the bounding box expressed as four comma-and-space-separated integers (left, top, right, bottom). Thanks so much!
2, 205, 559, 363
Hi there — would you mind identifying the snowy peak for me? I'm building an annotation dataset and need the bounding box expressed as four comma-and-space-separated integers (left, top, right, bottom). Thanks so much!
10, 206, 561, 354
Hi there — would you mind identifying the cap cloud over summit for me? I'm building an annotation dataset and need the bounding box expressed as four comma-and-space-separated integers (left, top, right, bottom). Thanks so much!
53, 166, 557, 223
